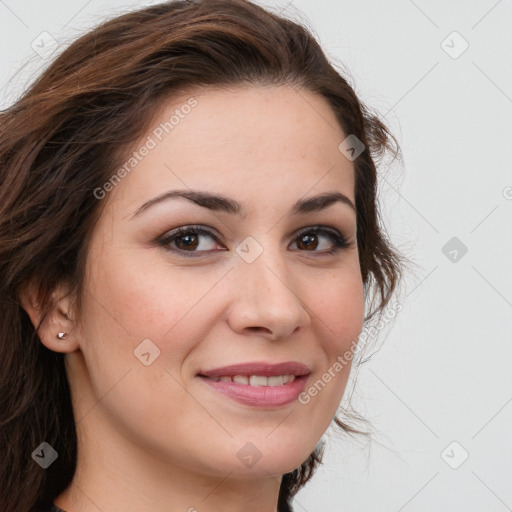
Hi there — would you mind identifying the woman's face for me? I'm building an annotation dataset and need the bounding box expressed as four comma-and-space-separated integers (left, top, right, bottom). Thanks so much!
68, 85, 365, 478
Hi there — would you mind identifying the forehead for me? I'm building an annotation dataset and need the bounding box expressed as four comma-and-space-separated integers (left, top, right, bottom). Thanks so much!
107, 85, 355, 216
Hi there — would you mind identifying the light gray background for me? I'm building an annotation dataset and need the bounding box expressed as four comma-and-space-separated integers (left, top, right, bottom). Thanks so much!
1, 1, 511, 511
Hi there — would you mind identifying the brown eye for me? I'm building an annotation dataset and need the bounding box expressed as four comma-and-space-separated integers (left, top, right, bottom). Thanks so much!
296, 233, 319, 250
174, 232, 200, 250
290, 226, 349, 254
158, 224, 349, 258
159, 226, 222, 256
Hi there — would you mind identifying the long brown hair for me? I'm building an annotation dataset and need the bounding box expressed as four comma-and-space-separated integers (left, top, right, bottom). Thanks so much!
0, 1, 406, 510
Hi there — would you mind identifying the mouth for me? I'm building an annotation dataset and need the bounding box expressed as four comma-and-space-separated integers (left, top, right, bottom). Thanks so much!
197, 361, 311, 407
200, 374, 299, 386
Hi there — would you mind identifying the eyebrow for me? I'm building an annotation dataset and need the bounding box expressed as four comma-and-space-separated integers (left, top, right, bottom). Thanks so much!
130, 189, 356, 219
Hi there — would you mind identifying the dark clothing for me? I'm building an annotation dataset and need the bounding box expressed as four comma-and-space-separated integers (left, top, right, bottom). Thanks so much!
45, 505, 67, 512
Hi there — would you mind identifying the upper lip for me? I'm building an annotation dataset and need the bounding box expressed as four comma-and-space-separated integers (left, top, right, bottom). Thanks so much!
198, 361, 311, 378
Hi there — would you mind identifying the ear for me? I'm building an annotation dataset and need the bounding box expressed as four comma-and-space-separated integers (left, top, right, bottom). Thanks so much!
18, 280, 80, 353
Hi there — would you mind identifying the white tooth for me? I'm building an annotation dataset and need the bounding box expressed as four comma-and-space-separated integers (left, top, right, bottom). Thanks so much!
249, 375, 268, 387
219, 376, 232, 382
267, 375, 284, 386
233, 375, 249, 384
285, 375, 295, 384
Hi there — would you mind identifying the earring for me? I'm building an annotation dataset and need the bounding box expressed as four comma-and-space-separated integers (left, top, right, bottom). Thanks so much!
57, 332, 67, 340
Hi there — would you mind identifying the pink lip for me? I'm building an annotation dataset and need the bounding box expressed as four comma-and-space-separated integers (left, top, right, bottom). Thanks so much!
197, 361, 311, 408
198, 361, 310, 378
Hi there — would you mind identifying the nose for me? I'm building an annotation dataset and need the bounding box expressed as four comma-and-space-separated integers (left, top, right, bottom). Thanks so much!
227, 249, 311, 341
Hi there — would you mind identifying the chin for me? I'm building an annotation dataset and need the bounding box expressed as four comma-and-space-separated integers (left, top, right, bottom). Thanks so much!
221, 435, 316, 479
226, 456, 310, 479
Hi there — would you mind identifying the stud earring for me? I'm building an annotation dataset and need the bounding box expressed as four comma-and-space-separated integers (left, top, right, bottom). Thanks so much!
57, 332, 67, 340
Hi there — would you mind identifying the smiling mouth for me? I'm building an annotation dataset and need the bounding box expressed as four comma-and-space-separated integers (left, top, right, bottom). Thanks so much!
196, 361, 311, 406
199, 374, 297, 386
197, 372, 310, 407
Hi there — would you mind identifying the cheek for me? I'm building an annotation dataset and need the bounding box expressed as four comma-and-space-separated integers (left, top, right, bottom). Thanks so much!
79, 248, 232, 408
313, 269, 365, 351
85, 247, 212, 341
75, 253, 217, 448
300, 271, 364, 414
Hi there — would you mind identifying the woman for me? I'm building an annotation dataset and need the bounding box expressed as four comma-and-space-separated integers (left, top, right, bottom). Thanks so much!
0, 1, 405, 511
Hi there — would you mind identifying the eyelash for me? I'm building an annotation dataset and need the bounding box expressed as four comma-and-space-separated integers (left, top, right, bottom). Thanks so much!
157, 224, 350, 258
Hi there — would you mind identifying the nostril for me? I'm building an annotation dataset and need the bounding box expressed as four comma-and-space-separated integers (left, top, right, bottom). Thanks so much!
246, 326, 272, 334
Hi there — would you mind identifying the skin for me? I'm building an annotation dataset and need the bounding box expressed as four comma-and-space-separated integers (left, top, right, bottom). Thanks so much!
21, 85, 365, 512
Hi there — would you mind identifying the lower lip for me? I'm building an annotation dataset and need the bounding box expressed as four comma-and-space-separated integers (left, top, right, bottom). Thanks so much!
198, 375, 309, 407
